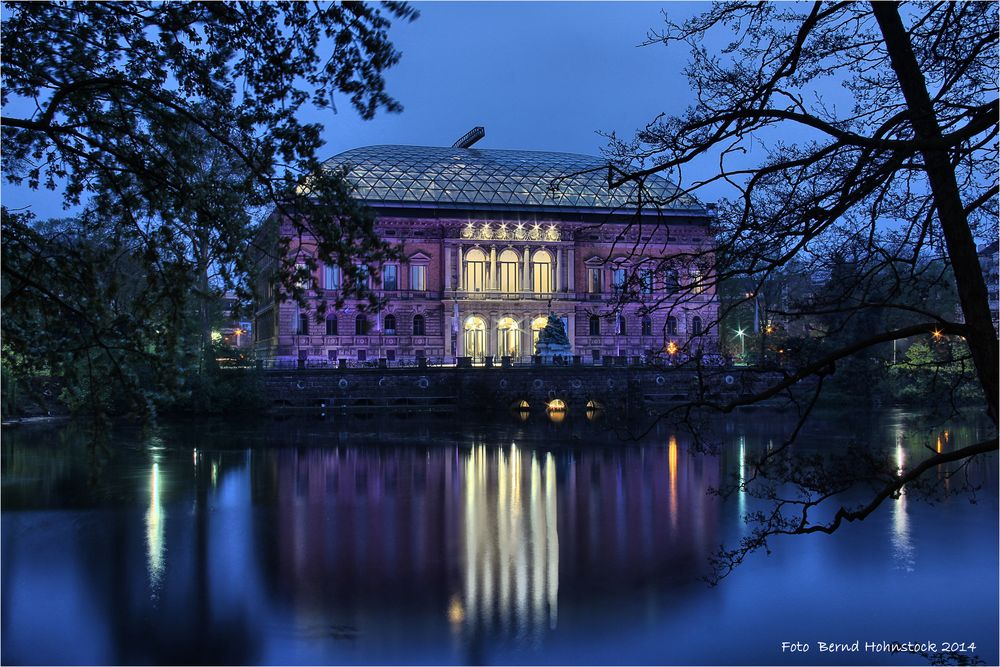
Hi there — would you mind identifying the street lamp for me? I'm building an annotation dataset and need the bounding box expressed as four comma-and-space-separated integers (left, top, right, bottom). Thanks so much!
735, 326, 746, 359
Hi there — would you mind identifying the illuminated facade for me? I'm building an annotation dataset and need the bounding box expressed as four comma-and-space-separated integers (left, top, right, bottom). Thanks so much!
254, 144, 718, 364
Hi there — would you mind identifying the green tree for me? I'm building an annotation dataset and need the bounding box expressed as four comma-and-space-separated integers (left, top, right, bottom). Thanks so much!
1, 1, 417, 414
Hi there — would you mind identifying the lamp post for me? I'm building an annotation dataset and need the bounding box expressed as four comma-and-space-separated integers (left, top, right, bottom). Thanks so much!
735, 326, 746, 360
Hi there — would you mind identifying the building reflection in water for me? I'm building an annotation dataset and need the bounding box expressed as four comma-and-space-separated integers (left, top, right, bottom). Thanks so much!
252, 433, 720, 649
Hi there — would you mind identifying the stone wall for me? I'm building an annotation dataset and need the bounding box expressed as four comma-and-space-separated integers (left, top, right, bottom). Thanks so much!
262, 366, 786, 416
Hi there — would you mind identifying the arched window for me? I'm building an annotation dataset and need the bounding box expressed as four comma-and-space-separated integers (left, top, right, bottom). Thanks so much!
464, 248, 487, 292
641, 316, 652, 337
498, 317, 521, 358
532, 249, 552, 294
667, 316, 678, 335
498, 249, 520, 294
463, 315, 486, 360
355, 314, 368, 335
692, 316, 703, 336
298, 313, 309, 336
617, 315, 627, 336
384, 314, 397, 335
589, 315, 601, 336
412, 314, 425, 336
531, 316, 548, 349
326, 314, 338, 336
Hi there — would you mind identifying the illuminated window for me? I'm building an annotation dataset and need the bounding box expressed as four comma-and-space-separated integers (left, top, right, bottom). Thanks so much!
382, 265, 398, 291
356, 265, 370, 290
463, 315, 486, 360
531, 315, 549, 348
612, 267, 627, 292
295, 263, 309, 289
588, 268, 603, 294
640, 269, 654, 294
410, 265, 426, 291
690, 269, 705, 295
465, 248, 486, 292
662, 269, 679, 292
532, 249, 552, 294
324, 264, 341, 290
498, 249, 520, 293
497, 316, 521, 357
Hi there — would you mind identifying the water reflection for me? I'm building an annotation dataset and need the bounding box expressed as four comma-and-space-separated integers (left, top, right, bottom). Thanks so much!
462, 445, 558, 641
3, 411, 993, 665
145, 457, 166, 598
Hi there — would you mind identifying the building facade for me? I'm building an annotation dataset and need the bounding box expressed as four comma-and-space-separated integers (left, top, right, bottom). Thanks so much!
254, 144, 718, 364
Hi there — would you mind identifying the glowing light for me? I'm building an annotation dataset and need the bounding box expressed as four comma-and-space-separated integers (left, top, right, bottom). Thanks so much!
932, 328, 943, 340
145, 460, 166, 596
210, 330, 222, 342
666, 341, 678, 355
448, 595, 465, 624
546, 399, 566, 411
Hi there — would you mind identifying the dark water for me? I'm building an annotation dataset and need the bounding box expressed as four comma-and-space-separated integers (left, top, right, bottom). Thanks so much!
2, 410, 996, 665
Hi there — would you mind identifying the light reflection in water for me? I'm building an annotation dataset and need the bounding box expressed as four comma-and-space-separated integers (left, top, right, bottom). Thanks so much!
891, 490, 914, 572
668, 436, 678, 533
463, 445, 559, 641
737, 435, 746, 527
145, 458, 166, 598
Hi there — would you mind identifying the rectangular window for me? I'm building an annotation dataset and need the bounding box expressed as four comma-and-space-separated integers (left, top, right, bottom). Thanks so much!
386, 349, 396, 361
690, 269, 705, 295
410, 265, 427, 291
588, 268, 603, 294
324, 264, 341, 290
415, 349, 426, 358
499, 261, 519, 293
356, 265, 370, 289
357, 349, 367, 361
612, 268, 627, 292
327, 349, 337, 360
640, 269, 653, 294
382, 265, 398, 291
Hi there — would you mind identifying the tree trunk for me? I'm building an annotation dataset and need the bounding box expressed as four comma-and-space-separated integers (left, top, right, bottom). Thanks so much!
872, 1, 999, 424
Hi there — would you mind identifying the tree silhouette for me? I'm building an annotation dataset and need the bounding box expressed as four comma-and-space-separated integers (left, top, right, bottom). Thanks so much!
596, 1, 997, 580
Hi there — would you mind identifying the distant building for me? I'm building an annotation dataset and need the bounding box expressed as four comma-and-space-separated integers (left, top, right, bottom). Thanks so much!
253, 143, 718, 365
979, 240, 999, 332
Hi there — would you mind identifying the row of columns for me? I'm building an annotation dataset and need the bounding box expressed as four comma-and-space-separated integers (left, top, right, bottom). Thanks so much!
445, 310, 578, 358
448, 243, 575, 293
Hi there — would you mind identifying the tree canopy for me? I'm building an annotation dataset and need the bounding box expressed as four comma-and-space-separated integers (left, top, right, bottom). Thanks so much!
1, 1, 416, 415
602, 1, 998, 580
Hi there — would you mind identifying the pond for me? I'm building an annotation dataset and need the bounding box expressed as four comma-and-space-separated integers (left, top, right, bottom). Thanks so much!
2, 409, 996, 665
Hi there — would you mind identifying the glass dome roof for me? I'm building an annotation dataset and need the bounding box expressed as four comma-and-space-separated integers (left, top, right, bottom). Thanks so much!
323, 145, 702, 212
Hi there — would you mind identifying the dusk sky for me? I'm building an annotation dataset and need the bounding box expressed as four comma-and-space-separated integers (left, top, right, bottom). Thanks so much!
4, 2, 723, 220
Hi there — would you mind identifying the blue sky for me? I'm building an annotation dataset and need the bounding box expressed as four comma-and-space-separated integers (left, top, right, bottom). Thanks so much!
3, 2, 721, 220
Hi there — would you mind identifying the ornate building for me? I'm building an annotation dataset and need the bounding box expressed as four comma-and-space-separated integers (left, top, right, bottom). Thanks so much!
254, 144, 718, 364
